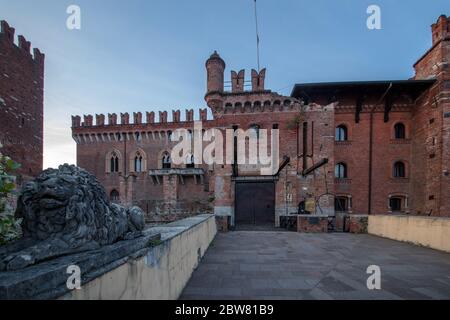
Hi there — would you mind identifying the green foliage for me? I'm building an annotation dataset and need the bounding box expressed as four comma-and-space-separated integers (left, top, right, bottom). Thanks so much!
0, 144, 22, 245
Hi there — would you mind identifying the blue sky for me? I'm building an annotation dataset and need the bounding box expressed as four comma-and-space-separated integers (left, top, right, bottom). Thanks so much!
0, 0, 449, 169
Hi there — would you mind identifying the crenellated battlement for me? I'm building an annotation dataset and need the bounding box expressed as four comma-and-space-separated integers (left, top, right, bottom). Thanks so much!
0, 20, 45, 64
71, 108, 211, 128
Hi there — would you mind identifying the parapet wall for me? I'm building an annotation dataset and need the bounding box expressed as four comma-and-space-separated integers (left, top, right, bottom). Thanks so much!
72, 109, 209, 128
0, 214, 217, 300
368, 215, 450, 253
61, 214, 217, 300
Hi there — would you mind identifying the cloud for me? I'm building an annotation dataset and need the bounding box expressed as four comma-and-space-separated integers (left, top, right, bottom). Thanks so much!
44, 120, 76, 169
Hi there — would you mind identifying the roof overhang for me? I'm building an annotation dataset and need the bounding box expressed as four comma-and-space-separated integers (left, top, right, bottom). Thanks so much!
291, 79, 436, 101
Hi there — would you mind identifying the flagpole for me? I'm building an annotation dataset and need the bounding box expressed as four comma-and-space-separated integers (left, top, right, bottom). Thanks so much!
254, 0, 260, 72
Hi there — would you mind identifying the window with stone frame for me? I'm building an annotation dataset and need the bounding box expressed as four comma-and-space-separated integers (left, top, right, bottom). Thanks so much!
110, 152, 120, 173
134, 151, 144, 172
394, 123, 406, 139
335, 162, 348, 179
393, 161, 406, 178
335, 125, 348, 141
335, 197, 349, 212
389, 197, 403, 212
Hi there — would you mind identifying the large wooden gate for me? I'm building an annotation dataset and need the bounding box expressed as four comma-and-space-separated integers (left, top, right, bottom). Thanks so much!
235, 182, 275, 226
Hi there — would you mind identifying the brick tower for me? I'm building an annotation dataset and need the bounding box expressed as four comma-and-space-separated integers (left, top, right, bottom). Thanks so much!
412, 15, 450, 216
0, 21, 45, 181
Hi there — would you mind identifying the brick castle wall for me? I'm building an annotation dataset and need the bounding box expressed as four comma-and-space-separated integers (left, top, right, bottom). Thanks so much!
0, 21, 44, 180
72, 15, 450, 222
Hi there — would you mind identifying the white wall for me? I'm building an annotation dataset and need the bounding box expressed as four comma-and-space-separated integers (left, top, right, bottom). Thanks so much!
369, 215, 450, 252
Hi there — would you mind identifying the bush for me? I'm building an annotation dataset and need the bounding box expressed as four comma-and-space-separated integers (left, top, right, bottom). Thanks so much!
0, 144, 22, 245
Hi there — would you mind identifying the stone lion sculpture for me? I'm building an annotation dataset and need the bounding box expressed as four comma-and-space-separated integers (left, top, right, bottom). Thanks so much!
0, 164, 145, 271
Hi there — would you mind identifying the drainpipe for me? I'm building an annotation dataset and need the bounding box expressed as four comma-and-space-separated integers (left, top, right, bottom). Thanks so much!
368, 112, 374, 215
368, 83, 393, 215
124, 134, 128, 205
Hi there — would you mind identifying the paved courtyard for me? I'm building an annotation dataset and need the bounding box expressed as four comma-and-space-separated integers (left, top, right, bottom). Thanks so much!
180, 231, 450, 300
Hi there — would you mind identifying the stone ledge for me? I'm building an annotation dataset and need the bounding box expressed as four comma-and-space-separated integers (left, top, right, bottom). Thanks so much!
0, 214, 214, 300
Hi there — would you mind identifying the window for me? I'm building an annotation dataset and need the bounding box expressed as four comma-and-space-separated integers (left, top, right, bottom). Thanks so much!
390, 197, 402, 212
393, 161, 405, 178
110, 152, 120, 173
110, 190, 120, 203
335, 162, 347, 179
134, 152, 143, 172
335, 197, 349, 212
162, 152, 171, 169
186, 154, 195, 168
335, 125, 348, 141
394, 123, 406, 139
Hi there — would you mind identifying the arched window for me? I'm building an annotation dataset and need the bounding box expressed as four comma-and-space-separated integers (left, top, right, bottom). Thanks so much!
335, 125, 348, 141
134, 151, 143, 172
186, 154, 195, 168
394, 123, 406, 139
162, 152, 171, 169
393, 161, 406, 178
335, 162, 347, 179
110, 190, 120, 202
110, 152, 120, 173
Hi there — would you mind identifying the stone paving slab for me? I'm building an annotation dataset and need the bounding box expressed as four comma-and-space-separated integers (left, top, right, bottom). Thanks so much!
180, 231, 450, 300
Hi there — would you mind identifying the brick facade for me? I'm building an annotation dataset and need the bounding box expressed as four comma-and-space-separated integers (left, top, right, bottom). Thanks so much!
72, 15, 450, 225
0, 21, 44, 181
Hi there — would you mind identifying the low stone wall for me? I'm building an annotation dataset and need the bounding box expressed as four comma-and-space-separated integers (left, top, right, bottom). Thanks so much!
0, 214, 217, 300
297, 215, 328, 233
63, 214, 217, 300
368, 215, 450, 253
347, 215, 368, 234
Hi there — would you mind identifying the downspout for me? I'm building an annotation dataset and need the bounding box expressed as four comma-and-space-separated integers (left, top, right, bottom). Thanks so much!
368, 112, 374, 215
303, 122, 308, 171
369, 82, 393, 215
124, 134, 128, 205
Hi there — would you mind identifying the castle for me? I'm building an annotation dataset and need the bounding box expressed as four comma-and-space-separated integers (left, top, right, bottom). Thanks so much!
72, 15, 450, 228
0, 21, 45, 182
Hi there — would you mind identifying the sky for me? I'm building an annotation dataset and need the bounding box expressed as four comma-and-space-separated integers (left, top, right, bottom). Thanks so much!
0, 0, 449, 169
